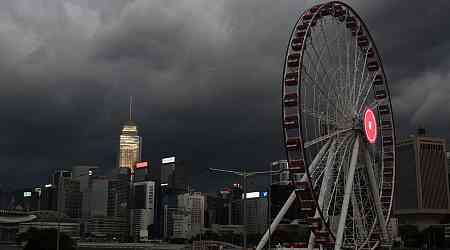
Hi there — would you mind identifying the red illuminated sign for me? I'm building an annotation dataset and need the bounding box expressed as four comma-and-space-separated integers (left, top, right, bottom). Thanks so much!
135, 161, 149, 169
364, 108, 377, 144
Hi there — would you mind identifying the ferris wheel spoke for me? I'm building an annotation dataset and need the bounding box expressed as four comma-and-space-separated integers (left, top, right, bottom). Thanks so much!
301, 139, 333, 183
308, 138, 338, 249
318, 20, 337, 73
315, 139, 339, 195
335, 134, 360, 250
325, 134, 353, 225
353, 47, 371, 110
356, 170, 372, 231
350, 29, 361, 113
339, 26, 351, 114
363, 144, 389, 240
304, 128, 352, 149
351, 181, 369, 245
302, 106, 337, 126
343, 23, 351, 113
307, 39, 343, 105
302, 68, 350, 120
356, 73, 378, 114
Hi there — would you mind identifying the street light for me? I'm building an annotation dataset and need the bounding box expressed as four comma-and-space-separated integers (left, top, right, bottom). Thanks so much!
209, 168, 281, 250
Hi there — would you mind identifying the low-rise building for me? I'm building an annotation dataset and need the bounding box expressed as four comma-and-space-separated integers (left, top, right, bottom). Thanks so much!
86, 217, 128, 239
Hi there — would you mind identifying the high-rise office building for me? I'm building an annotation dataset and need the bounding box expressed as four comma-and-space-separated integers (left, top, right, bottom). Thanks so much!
107, 168, 130, 219
244, 192, 268, 235
89, 176, 109, 217
57, 177, 82, 218
161, 157, 176, 187
395, 130, 450, 225
160, 156, 190, 193
271, 160, 290, 185
83, 174, 131, 240
177, 192, 205, 238
218, 184, 244, 225
72, 165, 98, 218
51, 170, 72, 188
163, 206, 190, 239
131, 181, 156, 241
270, 160, 302, 223
40, 184, 57, 210
204, 194, 227, 226
119, 98, 142, 172
134, 161, 149, 183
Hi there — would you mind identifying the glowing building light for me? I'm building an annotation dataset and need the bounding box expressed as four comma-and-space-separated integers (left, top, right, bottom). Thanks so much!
161, 156, 175, 164
242, 192, 260, 199
136, 161, 149, 169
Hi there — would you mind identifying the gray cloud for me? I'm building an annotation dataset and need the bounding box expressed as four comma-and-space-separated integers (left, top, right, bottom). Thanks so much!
0, 0, 449, 191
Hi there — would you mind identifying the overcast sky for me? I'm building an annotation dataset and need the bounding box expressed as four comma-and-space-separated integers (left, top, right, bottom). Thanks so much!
0, 0, 449, 191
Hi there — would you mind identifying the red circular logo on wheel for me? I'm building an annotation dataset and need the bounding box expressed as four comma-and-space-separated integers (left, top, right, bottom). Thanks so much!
364, 108, 377, 144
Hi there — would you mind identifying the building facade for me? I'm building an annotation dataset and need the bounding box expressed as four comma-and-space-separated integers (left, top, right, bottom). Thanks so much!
90, 177, 109, 217
271, 160, 290, 185
177, 192, 205, 237
269, 160, 303, 223
72, 165, 99, 218
105, 167, 131, 239
161, 156, 190, 193
119, 120, 142, 172
245, 193, 268, 235
163, 192, 206, 239
86, 217, 129, 239
57, 177, 82, 218
171, 208, 190, 239
395, 133, 450, 225
131, 181, 156, 241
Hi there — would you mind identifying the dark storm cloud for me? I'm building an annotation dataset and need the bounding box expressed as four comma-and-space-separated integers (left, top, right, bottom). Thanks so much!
0, 0, 449, 190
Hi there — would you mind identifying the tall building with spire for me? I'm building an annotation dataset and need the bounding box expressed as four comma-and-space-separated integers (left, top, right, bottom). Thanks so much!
119, 97, 142, 172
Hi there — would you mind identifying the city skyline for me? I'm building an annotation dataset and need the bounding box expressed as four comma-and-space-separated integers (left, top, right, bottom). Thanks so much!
0, 0, 450, 193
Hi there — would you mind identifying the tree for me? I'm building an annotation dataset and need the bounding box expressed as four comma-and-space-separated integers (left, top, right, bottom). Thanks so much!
17, 227, 76, 250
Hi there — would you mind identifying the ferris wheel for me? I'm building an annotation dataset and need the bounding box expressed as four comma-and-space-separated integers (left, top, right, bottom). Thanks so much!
280, 1, 395, 249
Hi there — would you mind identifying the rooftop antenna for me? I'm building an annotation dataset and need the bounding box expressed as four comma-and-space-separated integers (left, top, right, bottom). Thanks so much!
129, 96, 133, 121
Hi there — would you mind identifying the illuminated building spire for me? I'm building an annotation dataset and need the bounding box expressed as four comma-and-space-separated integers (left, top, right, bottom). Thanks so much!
119, 96, 141, 170
129, 96, 133, 121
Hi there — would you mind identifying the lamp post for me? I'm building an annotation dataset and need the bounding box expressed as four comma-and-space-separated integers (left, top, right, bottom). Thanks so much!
209, 168, 281, 250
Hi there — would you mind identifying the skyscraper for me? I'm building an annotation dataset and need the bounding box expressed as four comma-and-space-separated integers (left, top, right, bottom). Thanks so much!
269, 160, 302, 223
160, 156, 190, 193
119, 97, 142, 172
131, 181, 156, 241
72, 165, 98, 218
395, 130, 450, 225
176, 192, 205, 238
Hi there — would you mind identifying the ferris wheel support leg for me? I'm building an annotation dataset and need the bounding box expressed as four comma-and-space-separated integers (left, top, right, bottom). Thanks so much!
257, 141, 332, 250
335, 135, 360, 250
303, 140, 332, 181
308, 140, 337, 250
364, 147, 389, 241
256, 190, 297, 250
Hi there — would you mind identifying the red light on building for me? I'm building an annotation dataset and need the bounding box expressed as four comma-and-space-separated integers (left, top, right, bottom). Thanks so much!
135, 161, 149, 169
364, 108, 377, 144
